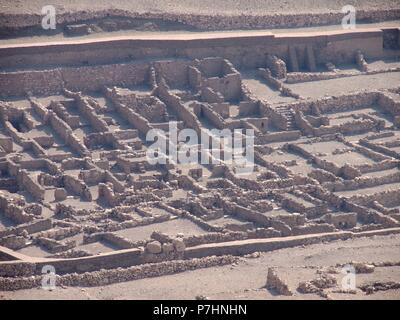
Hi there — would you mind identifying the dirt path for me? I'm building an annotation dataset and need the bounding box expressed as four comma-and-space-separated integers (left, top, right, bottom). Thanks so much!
2, 234, 400, 300
1, 21, 399, 47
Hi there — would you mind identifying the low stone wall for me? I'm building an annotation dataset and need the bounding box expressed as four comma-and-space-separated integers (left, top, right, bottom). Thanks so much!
199, 103, 225, 130
186, 227, 400, 259
186, 231, 346, 258
36, 237, 76, 254
344, 200, 398, 227
201, 87, 224, 104
74, 95, 109, 132
203, 73, 242, 102
256, 131, 301, 144
377, 91, 400, 116
47, 111, 89, 156
0, 194, 37, 224
359, 139, 399, 158
184, 232, 248, 247
36, 225, 81, 241
286, 91, 380, 117
17, 170, 45, 201
0, 255, 238, 291
0, 219, 52, 238
155, 82, 202, 133
314, 119, 381, 136
292, 223, 336, 235
63, 175, 92, 201
84, 232, 136, 250
2, 226, 400, 288
308, 169, 340, 183
258, 68, 302, 99
347, 188, 400, 207
314, 91, 379, 114
286, 71, 347, 84
105, 87, 153, 135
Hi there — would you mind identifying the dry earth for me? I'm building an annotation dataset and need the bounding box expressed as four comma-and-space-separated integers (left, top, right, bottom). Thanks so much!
1, 234, 400, 300
0, 0, 399, 15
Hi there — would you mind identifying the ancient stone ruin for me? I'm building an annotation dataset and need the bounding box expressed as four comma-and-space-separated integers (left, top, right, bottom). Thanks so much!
0, 10, 399, 299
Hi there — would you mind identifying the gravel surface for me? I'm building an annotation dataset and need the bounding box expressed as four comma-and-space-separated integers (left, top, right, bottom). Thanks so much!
0, 0, 399, 15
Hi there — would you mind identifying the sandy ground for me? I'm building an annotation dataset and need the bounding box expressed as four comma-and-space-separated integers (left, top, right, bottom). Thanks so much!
0, 0, 399, 15
1, 20, 400, 46
286, 72, 400, 99
1, 234, 400, 300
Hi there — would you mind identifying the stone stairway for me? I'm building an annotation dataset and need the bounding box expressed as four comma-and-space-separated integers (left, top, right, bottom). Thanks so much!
275, 106, 296, 131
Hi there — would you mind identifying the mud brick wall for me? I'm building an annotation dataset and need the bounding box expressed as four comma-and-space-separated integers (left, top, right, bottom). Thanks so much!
62, 63, 150, 92
256, 131, 301, 144
201, 87, 224, 103
314, 119, 379, 136
184, 231, 353, 258
0, 32, 387, 71
239, 101, 259, 117
0, 136, 12, 153
199, 103, 225, 129
294, 111, 314, 136
359, 139, 400, 158
266, 55, 287, 79
325, 171, 400, 192
0, 193, 37, 224
286, 72, 345, 84
0, 69, 63, 97
75, 97, 109, 132
17, 170, 45, 201
2, 121, 23, 143
105, 87, 153, 135
98, 183, 119, 206
260, 103, 288, 130
313, 91, 379, 114
47, 112, 72, 142
377, 92, 400, 116
118, 94, 167, 123
0, 219, 52, 238
0, 29, 393, 98
154, 60, 191, 89
203, 73, 242, 102
188, 65, 202, 91
62, 175, 90, 200
0, 63, 150, 97
155, 85, 202, 133
319, 31, 383, 64
79, 169, 105, 185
